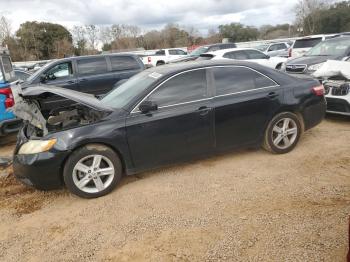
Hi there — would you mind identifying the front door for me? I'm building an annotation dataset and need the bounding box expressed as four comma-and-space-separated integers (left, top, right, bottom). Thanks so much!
125, 69, 215, 170
40, 61, 78, 111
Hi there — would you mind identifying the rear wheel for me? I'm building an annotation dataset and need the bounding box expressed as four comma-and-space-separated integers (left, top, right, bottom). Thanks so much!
63, 144, 122, 198
263, 112, 302, 154
156, 61, 165, 66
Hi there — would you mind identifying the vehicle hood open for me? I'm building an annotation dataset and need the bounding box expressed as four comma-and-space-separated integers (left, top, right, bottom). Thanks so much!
17, 84, 113, 112
313, 60, 350, 79
10, 84, 114, 137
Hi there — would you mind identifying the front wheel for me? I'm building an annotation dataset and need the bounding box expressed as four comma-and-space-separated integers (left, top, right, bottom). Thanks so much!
63, 144, 122, 198
263, 112, 302, 154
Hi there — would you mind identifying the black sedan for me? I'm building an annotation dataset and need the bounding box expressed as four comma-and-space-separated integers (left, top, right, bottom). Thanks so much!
12, 60, 326, 198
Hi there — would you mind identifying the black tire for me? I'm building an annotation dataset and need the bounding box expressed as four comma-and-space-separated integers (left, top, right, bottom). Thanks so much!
63, 144, 122, 198
156, 61, 165, 66
263, 112, 302, 154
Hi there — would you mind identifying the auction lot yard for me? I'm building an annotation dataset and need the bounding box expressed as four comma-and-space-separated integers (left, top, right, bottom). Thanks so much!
0, 116, 349, 261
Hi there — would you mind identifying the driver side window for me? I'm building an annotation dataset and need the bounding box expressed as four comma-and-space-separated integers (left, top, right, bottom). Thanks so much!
45, 62, 73, 81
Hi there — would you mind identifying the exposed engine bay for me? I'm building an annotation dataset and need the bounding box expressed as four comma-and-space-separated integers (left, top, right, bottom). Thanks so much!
10, 84, 111, 137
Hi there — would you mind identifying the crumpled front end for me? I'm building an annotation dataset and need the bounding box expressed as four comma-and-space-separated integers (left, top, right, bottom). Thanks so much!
313, 60, 350, 116
10, 84, 111, 137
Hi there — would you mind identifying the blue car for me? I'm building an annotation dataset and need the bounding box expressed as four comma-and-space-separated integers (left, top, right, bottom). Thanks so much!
0, 49, 22, 136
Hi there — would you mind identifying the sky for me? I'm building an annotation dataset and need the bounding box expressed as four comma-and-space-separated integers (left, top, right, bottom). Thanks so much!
0, 0, 300, 34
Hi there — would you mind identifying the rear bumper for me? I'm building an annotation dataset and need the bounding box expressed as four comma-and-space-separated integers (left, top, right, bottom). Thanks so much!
303, 98, 327, 130
0, 118, 22, 136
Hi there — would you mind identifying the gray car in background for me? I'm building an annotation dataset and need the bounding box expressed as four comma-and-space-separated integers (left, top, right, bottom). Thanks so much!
256, 42, 291, 57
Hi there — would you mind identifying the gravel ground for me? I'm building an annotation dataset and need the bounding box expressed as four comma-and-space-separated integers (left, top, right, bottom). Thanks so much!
0, 116, 349, 261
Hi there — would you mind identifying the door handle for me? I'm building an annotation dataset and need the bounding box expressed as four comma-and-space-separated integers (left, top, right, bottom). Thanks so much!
267, 92, 278, 99
197, 106, 211, 116
79, 78, 88, 83
66, 80, 75, 84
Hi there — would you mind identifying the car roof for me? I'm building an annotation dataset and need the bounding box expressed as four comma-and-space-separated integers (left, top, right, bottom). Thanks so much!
204, 47, 259, 56
147, 59, 263, 75
203, 43, 236, 48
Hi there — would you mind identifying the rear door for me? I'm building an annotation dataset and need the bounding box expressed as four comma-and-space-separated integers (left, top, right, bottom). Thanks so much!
108, 55, 143, 89
125, 69, 215, 170
211, 66, 283, 150
77, 56, 114, 95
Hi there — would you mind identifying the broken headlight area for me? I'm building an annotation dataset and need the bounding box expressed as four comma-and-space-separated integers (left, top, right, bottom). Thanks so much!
10, 84, 112, 138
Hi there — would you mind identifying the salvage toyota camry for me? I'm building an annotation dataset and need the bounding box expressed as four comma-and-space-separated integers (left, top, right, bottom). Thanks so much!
11, 60, 326, 198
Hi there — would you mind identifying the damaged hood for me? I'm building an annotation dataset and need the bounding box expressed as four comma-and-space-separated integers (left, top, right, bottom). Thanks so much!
16, 84, 113, 112
312, 60, 350, 79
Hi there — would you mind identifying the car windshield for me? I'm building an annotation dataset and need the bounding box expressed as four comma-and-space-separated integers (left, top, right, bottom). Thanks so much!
306, 37, 350, 56
256, 44, 268, 52
189, 46, 209, 57
101, 70, 161, 109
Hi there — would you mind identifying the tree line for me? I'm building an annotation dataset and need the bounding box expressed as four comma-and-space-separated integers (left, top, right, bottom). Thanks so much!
0, 0, 349, 62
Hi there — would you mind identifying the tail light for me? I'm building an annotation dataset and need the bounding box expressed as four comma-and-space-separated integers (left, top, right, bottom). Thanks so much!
312, 85, 325, 96
0, 87, 14, 108
147, 57, 151, 63
288, 48, 292, 57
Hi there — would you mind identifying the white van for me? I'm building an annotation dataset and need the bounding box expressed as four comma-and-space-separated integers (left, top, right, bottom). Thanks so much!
289, 34, 337, 58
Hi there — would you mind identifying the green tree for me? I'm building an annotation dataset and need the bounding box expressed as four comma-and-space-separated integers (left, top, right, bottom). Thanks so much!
218, 23, 259, 42
314, 1, 350, 33
16, 21, 73, 60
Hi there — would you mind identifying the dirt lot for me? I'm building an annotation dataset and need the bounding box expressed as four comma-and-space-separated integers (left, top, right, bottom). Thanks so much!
0, 116, 349, 261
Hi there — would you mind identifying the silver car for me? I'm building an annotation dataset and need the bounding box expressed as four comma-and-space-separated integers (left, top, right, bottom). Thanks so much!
256, 42, 290, 57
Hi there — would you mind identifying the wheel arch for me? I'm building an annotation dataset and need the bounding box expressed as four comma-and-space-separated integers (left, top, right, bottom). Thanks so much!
267, 108, 305, 133
59, 142, 127, 185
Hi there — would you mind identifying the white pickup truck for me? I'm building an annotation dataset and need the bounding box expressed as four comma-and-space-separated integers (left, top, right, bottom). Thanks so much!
141, 49, 188, 67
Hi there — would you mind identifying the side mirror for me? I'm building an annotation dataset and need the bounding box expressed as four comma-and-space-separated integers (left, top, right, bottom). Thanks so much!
40, 74, 47, 83
265, 55, 270, 59
139, 101, 158, 113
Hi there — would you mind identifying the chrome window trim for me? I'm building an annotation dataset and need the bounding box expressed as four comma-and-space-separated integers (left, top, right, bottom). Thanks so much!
130, 65, 279, 114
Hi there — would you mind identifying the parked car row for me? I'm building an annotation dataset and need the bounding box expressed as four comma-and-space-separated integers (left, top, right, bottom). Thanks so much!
196, 48, 287, 69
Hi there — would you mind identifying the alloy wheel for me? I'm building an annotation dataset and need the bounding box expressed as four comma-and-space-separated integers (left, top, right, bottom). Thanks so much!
271, 118, 298, 150
72, 154, 115, 193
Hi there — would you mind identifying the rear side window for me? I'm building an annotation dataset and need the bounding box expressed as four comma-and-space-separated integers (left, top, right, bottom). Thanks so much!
223, 51, 249, 60
245, 50, 268, 59
293, 38, 322, 48
148, 69, 207, 107
213, 67, 276, 96
155, 50, 166, 55
77, 57, 108, 75
110, 56, 140, 71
